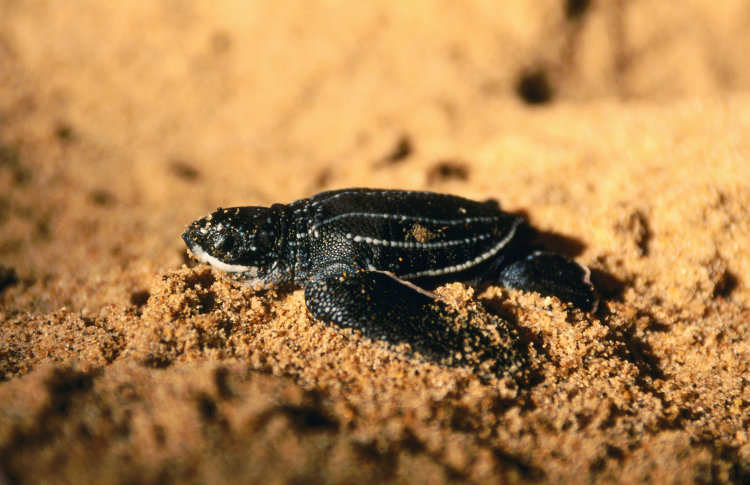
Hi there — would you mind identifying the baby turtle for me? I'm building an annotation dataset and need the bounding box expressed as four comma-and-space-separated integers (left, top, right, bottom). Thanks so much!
183, 188, 597, 374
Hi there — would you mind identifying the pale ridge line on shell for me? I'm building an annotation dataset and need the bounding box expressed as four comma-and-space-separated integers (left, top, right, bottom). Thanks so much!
348, 232, 491, 249
308, 189, 425, 208
311, 211, 498, 233
399, 218, 522, 279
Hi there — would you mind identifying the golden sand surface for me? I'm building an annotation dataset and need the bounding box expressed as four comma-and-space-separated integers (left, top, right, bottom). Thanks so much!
1, 2, 749, 483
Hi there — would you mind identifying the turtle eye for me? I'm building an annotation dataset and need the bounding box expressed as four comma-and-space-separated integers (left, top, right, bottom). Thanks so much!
220, 234, 236, 253
212, 233, 236, 254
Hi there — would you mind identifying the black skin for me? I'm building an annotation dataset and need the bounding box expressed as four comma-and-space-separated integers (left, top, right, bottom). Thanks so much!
183, 189, 598, 378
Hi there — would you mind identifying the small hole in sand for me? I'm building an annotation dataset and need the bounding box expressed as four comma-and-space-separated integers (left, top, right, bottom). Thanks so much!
55, 123, 76, 143
90, 189, 115, 206
564, 0, 591, 21
0, 265, 18, 293
170, 160, 200, 181
130, 289, 150, 307
516, 68, 554, 105
427, 160, 469, 184
379, 134, 413, 165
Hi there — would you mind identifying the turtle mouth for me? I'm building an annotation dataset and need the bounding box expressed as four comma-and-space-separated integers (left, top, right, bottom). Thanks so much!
184, 240, 273, 291
183, 228, 256, 274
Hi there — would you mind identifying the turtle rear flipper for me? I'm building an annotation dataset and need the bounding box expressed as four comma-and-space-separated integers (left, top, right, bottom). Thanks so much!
499, 251, 598, 312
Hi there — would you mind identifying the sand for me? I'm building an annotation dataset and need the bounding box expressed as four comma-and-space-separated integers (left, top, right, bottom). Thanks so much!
1, 2, 749, 483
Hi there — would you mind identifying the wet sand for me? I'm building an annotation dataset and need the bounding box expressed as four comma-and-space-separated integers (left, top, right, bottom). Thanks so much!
1, 2, 749, 483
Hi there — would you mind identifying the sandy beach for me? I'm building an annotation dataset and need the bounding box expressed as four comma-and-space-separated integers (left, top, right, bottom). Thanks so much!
1, 2, 749, 483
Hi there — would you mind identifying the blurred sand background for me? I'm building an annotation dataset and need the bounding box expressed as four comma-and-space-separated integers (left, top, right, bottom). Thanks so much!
1, 1, 749, 483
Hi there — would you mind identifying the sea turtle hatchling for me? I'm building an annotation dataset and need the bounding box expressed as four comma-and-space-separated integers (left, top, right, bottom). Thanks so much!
182, 188, 598, 374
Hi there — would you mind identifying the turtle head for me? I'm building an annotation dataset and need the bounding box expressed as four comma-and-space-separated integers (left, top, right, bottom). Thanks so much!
182, 205, 292, 287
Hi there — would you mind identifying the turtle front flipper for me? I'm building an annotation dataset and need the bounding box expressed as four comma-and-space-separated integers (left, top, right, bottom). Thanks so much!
498, 251, 598, 312
304, 264, 529, 378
